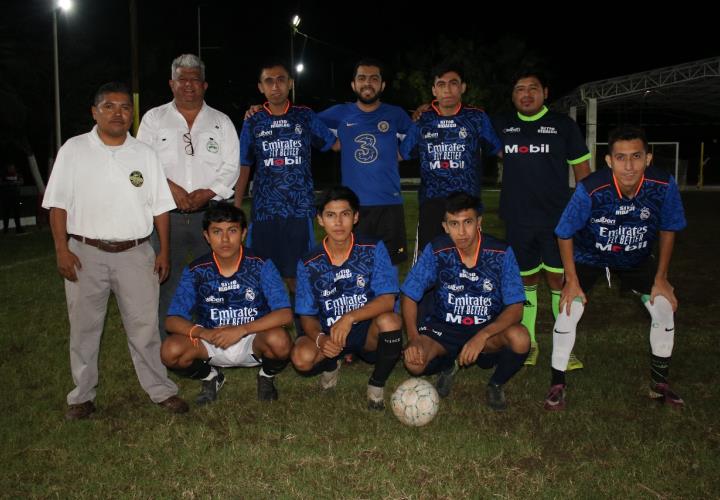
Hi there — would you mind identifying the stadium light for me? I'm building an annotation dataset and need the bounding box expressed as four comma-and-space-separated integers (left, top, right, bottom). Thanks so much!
53, 0, 73, 153
296, 63, 304, 74
290, 14, 301, 102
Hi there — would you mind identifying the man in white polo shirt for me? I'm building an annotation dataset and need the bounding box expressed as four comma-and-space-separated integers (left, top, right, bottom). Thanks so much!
43, 82, 188, 419
137, 54, 240, 332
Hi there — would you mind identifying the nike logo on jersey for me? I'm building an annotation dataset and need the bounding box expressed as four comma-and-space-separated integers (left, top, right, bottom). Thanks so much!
346, 122, 357, 127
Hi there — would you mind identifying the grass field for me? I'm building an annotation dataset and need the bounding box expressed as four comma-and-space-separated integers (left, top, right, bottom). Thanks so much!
1, 191, 719, 498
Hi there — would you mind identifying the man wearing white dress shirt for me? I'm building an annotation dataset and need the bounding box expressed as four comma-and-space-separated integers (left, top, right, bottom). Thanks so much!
43, 82, 188, 419
137, 54, 240, 332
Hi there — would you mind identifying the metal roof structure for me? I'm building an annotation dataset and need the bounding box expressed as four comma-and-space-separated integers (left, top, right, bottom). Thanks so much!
554, 56, 720, 125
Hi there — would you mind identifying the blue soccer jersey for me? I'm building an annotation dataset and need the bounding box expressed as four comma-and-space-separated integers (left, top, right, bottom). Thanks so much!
399, 103, 501, 204
318, 102, 412, 206
493, 106, 591, 227
240, 103, 337, 221
295, 234, 399, 329
167, 248, 291, 328
555, 166, 686, 269
402, 233, 525, 334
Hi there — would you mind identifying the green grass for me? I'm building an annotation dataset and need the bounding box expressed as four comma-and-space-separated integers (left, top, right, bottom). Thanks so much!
2, 191, 719, 498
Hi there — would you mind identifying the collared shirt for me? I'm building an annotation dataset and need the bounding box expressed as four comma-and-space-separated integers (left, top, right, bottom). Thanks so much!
42, 126, 175, 240
137, 101, 240, 199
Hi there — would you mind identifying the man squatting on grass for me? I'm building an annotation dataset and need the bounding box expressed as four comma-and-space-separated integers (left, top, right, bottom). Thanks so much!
161, 203, 293, 404
544, 126, 687, 411
401, 192, 530, 411
291, 186, 403, 410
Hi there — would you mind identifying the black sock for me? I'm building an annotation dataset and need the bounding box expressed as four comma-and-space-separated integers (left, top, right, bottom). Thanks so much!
551, 368, 566, 386
305, 356, 339, 377
369, 330, 402, 388
170, 359, 211, 380
489, 348, 528, 386
651, 354, 671, 385
262, 357, 289, 377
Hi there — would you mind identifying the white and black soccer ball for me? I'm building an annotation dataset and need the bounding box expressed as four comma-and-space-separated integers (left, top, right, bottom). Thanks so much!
391, 378, 440, 427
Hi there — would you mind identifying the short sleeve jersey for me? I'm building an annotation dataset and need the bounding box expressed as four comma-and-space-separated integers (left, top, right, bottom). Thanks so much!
399, 104, 501, 204
493, 106, 591, 227
401, 233, 525, 334
555, 166, 686, 269
167, 248, 291, 328
318, 102, 412, 206
295, 234, 399, 329
240, 104, 336, 221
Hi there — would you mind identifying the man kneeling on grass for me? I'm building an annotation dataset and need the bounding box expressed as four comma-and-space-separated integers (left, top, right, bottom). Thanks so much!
401, 192, 530, 411
161, 202, 293, 404
544, 126, 687, 411
292, 186, 402, 410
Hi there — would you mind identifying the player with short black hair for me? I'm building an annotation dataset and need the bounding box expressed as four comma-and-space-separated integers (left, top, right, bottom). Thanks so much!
161, 202, 293, 404
292, 186, 402, 410
401, 192, 529, 411
544, 126, 686, 410
493, 69, 591, 368
318, 58, 413, 266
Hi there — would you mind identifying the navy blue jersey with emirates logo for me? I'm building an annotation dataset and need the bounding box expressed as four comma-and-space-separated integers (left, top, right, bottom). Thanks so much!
295, 234, 399, 329
493, 106, 591, 227
167, 248, 291, 328
401, 233, 525, 334
400, 103, 501, 204
240, 103, 336, 221
555, 166, 686, 269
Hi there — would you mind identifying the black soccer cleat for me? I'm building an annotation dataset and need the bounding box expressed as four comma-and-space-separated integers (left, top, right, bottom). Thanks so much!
257, 373, 278, 401
196, 369, 225, 406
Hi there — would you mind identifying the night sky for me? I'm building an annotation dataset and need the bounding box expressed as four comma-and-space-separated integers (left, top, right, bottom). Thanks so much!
2, 0, 718, 173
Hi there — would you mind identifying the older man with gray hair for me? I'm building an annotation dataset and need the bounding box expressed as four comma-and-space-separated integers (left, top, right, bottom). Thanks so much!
138, 54, 240, 332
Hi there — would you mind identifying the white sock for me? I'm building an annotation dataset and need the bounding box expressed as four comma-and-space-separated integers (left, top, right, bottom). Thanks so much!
258, 368, 274, 378
551, 298, 585, 371
201, 366, 218, 381
643, 295, 675, 357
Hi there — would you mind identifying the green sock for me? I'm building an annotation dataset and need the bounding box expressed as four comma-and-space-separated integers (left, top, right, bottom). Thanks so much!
522, 285, 538, 343
551, 289, 561, 320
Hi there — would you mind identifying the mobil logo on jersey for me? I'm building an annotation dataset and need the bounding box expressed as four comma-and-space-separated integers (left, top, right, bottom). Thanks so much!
504, 143, 550, 154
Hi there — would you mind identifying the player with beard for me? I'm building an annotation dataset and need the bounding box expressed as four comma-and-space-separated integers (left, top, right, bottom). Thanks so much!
318, 59, 413, 268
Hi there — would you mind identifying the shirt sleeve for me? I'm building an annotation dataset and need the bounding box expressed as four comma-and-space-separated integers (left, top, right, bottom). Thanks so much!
555, 183, 592, 239
310, 111, 338, 152
659, 177, 687, 231
401, 243, 436, 301
370, 241, 400, 296
500, 247, 526, 306
136, 111, 156, 147
260, 259, 292, 310
564, 118, 592, 165
167, 266, 197, 321
479, 112, 502, 156
239, 119, 255, 167
148, 149, 176, 215
208, 116, 240, 199
398, 121, 420, 160
294, 260, 318, 316
395, 108, 413, 140
317, 106, 341, 137
42, 142, 73, 210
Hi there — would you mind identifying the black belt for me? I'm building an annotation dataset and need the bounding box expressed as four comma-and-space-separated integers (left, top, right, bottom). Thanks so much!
70, 234, 150, 253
